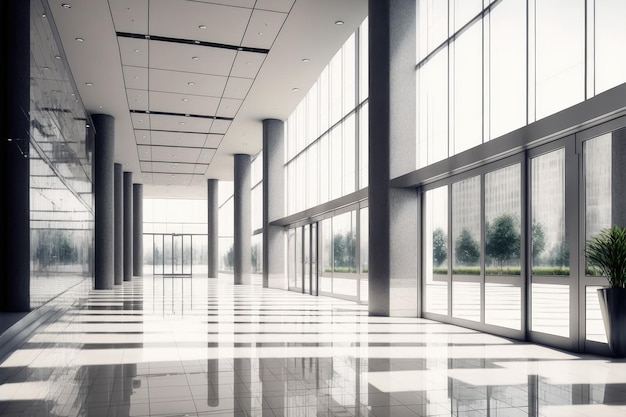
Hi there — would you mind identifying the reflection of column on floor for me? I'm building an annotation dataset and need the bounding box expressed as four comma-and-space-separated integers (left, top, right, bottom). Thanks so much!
234, 358, 251, 417
207, 355, 219, 406
528, 374, 538, 417
261, 358, 285, 417
368, 359, 391, 417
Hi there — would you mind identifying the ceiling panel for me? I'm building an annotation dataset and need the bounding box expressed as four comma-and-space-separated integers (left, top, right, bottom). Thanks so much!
135, 130, 151, 145
198, 148, 216, 164
149, 131, 208, 148
230, 51, 266, 78
149, 0, 251, 46
118, 37, 149, 67
193, 0, 256, 8
216, 98, 243, 118
148, 162, 203, 174
148, 114, 213, 133
256, 0, 296, 13
127, 89, 149, 111
210, 119, 231, 134
190, 175, 206, 186
204, 134, 223, 148
148, 91, 220, 116
151, 173, 194, 186
123, 66, 149, 90
109, 0, 149, 34
149, 41, 237, 76
131, 112, 151, 129
137, 145, 201, 163
241, 9, 287, 50
149, 69, 227, 97
223, 77, 253, 99
140, 161, 152, 172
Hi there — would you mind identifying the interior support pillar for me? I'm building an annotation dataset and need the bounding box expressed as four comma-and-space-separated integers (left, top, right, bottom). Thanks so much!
114, 163, 123, 285
207, 179, 219, 278
262, 119, 285, 289
123, 172, 133, 281
93, 114, 115, 290
0, 0, 30, 311
234, 154, 251, 285
133, 183, 143, 276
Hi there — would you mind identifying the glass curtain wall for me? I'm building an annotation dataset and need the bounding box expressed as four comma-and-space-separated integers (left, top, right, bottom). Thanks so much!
30, 0, 94, 308
285, 18, 369, 216
416, 0, 626, 169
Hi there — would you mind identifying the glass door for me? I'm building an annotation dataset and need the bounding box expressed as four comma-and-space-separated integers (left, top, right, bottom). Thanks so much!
304, 225, 310, 294
311, 223, 318, 296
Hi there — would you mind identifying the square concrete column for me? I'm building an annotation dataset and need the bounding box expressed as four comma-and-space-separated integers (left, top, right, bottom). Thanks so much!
133, 183, 143, 276
123, 172, 133, 281
368, 0, 419, 316
114, 163, 123, 285
0, 0, 30, 311
207, 179, 219, 278
93, 114, 115, 290
234, 154, 251, 285
262, 119, 285, 289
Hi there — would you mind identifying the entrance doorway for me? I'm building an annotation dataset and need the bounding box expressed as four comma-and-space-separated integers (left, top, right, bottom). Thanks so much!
288, 223, 318, 295
150, 234, 193, 276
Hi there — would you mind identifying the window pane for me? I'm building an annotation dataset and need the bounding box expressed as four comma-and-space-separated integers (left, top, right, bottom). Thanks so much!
418, 0, 448, 60
453, 22, 482, 154
307, 82, 319, 140
360, 208, 369, 303
418, 49, 448, 167
359, 103, 369, 189
535, 0, 584, 119
489, 0, 526, 139
485, 282, 521, 330
453, 282, 481, 322
359, 18, 369, 102
595, 0, 626, 94
333, 211, 356, 274
330, 49, 343, 126
485, 164, 521, 275
531, 149, 568, 275
586, 286, 607, 343
319, 134, 329, 204
424, 186, 449, 316
288, 229, 296, 288
532, 283, 569, 337
343, 33, 356, 114
330, 126, 342, 200
453, 0, 482, 32
452, 176, 481, 274
320, 219, 332, 293
343, 114, 356, 195
585, 133, 611, 276
307, 142, 319, 208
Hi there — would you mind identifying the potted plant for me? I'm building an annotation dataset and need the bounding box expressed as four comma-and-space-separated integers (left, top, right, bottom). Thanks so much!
585, 225, 626, 357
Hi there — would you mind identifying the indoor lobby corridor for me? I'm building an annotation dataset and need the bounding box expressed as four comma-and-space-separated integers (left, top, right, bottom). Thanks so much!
0, 277, 625, 417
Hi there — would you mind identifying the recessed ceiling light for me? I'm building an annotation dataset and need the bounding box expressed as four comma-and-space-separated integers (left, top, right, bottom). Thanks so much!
134, 49, 139, 53
302, 58, 310, 63
237, 47, 243, 51
86, 124, 90, 128
43, 67, 49, 70
258, 32, 263, 35
62, 4, 71, 9
335, 20, 344, 25
139, 119, 144, 123
192, 56, 199, 60
182, 98, 189, 102
142, 135, 146, 139
198, 24, 207, 29
98, 105, 103, 109
134, 76, 139, 79
187, 82, 195, 86
75, 37, 84, 42
194, 40, 200, 44
42, 13, 46, 18
179, 122, 185, 125
292, 87, 300, 91
85, 82, 93, 86
55, 55, 61, 60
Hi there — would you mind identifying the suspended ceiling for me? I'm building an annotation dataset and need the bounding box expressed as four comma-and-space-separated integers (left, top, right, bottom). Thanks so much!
47, 0, 367, 198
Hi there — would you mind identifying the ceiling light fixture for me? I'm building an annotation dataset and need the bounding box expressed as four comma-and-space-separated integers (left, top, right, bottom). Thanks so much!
187, 82, 195, 86
55, 55, 61, 60
182, 98, 189, 102
86, 124, 90, 128
194, 40, 200, 44
85, 82, 93, 86
302, 58, 310, 63
198, 24, 207, 29
134, 49, 139, 53
42, 13, 46, 18
62, 3, 71, 9
335, 20, 344, 25
258, 32, 263, 35
75, 37, 84, 42
179, 122, 185, 125
98, 105, 103, 109
292, 87, 300, 91
192, 56, 199, 61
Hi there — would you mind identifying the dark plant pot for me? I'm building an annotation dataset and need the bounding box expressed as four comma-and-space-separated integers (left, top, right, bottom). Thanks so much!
597, 288, 626, 357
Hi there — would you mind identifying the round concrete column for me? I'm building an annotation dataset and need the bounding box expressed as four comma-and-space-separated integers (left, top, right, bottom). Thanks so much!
133, 183, 143, 276
123, 172, 133, 281
207, 179, 219, 278
234, 154, 251, 285
114, 163, 123, 285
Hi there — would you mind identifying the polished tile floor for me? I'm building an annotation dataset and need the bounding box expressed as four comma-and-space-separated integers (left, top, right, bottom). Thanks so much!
0, 276, 625, 417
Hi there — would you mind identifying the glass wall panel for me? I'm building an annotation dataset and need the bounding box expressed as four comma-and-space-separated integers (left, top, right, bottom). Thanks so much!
192, 235, 208, 274
452, 177, 481, 275
320, 219, 333, 293
423, 186, 449, 316
251, 184, 263, 232
359, 18, 369, 102
359, 103, 369, 189
485, 282, 521, 330
586, 286, 606, 343
584, 133, 611, 276
534, 0, 584, 120
343, 34, 356, 115
532, 283, 569, 337
531, 149, 568, 275
453, 22, 483, 154
251, 233, 263, 274
343, 114, 356, 195
452, 282, 481, 322
307, 142, 319, 208
489, 0, 526, 139
595, 0, 626, 94
418, 0, 449, 60
359, 208, 369, 303
287, 229, 296, 288
418, 49, 448, 168
484, 164, 521, 274
319, 134, 330, 204
453, 0, 482, 32
333, 212, 356, 274
330, 49, 343, 126
330, 126, 343, 200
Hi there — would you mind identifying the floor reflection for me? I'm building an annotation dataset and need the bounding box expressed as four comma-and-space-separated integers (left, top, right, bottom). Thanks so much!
0, 275, 623, 416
